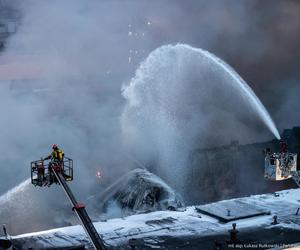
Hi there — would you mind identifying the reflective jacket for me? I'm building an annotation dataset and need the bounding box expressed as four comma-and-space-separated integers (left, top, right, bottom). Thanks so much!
45, 148, 64, 162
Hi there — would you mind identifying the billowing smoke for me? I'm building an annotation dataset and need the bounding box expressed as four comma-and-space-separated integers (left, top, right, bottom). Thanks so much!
0, 0, 137, 194
0, 0, 299, 235
0, 0, 141, 233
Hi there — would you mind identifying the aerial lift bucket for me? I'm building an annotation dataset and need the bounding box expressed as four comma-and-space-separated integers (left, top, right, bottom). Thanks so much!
30, 157, 106, 250
264, 139, 300, 187
31, 157, 73, 187
264, 152, 297, 181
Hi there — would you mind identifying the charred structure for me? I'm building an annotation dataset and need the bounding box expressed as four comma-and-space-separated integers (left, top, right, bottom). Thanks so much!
188, 127, 300, 203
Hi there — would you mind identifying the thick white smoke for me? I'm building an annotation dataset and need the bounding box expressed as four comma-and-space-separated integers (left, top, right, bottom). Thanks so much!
1, 0, 293, 235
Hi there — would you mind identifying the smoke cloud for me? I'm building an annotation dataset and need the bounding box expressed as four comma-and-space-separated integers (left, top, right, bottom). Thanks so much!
0, 0, 299, 234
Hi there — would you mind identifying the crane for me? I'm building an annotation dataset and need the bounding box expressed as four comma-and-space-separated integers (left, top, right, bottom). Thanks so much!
31, 158, 106, 250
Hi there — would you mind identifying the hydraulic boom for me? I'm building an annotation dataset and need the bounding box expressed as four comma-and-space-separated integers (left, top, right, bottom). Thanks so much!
31, 158, 106, 250
52, 167, 106, 250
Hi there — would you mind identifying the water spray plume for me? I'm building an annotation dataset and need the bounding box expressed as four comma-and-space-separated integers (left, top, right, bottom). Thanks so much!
121, 44, 281, 190
197, 48, 281, 140
123, 44, 280, 140
0, 178, 31, 205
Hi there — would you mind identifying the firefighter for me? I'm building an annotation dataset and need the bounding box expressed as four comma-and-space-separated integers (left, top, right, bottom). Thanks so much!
279, 140, 290, 171
43, 144, 64, 163
42, 144, 64, 184
279, 140, 288, 153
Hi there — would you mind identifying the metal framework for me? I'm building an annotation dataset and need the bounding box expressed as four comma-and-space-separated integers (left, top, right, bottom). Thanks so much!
31, 158, 106, 250
265, 151, 300, 187
31, 157, 73, 186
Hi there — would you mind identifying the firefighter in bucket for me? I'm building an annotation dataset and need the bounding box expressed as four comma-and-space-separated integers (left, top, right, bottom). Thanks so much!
42, 144, 65, 185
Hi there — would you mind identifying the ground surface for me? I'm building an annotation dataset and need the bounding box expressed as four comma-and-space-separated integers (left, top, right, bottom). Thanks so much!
12, 188, 300, 249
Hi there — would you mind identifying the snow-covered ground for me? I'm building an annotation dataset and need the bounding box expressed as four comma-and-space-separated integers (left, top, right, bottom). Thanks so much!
12, 188, 300, 249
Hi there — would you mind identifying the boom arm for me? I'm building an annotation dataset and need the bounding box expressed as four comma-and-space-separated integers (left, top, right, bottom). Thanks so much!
52, 167, 106, 250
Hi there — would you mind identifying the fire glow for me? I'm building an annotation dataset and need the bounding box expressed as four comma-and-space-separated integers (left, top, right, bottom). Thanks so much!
96, 171, 102, 179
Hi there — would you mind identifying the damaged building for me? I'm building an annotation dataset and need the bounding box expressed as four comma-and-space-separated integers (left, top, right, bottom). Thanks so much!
188, 127, 300, 203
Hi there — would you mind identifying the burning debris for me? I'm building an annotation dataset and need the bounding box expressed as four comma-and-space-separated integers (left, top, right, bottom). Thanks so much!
96, 170, 102, 179
88, 168, 184, 219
